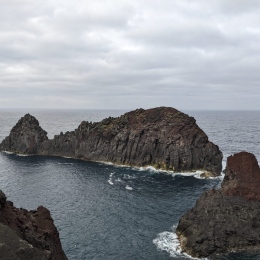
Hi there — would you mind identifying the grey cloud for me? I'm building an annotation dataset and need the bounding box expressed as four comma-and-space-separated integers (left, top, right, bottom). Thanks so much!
0, 0, 260, 110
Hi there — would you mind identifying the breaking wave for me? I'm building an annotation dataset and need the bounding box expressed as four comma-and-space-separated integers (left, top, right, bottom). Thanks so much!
153, 226, 208, 259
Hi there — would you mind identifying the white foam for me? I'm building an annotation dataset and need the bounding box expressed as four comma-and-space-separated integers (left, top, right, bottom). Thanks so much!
153, 226, 208, 259
123, 174, 136, 179
16, 153, 30, 157
108, 179, 114, 185
136, 165, 221, 180
2, 151, 14, 154
58, 163, 74, 165
61, 156, 72, 159
108, 172, 115, 185
172, 171, 205, 180
153, 230, 182, 258
101, 161, 114, 165
146, 166, 174, 173
96, 160, 225, 180
172, 168, 225, 180
125, 185, 133, 190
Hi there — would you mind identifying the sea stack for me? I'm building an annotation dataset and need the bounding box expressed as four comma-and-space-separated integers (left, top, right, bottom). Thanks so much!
0, 190, 67, 260
0, 107, 223, 176
176, 152, 260, 258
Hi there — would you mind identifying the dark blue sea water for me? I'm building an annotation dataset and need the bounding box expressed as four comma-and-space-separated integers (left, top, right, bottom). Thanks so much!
0, 109, 259, 260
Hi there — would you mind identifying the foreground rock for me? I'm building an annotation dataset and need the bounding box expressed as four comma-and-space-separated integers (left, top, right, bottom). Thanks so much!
0, 107, 223, 176
176, 152, 260, 258
0, 190, 67, 260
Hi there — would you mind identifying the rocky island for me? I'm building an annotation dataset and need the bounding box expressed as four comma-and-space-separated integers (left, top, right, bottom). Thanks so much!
0, 190, 67, 260
0, 107, 223, 176
176, 152, 260, 258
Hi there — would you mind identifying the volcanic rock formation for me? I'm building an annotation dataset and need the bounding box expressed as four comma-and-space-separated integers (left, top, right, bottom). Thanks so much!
176, 152, 260, 258
0, 107, 223, 176
0, 190, 67, 260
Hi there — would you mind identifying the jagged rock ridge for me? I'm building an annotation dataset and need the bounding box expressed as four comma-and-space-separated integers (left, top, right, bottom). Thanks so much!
0, 190, 67, 260
0, 107, 223, 176
176, 152, 260, 258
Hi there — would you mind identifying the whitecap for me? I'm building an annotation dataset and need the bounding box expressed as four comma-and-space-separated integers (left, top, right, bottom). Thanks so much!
123, 174, 136, 179
108, 173, 115, 185
108, 179, 114, 185
125, 185, 133, 190
58, 163, 74, 165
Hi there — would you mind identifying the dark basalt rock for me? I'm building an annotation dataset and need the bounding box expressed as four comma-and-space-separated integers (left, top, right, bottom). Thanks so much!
176, 152, 260, 258
0, 190, 67, 260
0, 107, 223, 176
0, 223, 49, 260
0, 113, 48, 154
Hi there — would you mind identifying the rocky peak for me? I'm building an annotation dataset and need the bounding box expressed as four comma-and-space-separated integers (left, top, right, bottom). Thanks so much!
11, 113, 40, 131
222, 151, 260, 200
0, 114, 48, 154
123, 107, 194, 126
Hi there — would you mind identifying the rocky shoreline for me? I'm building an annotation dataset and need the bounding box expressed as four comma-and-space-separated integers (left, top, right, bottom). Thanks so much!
176, 152, 260, 258
0, 107, 223, 176
0, 190, 67, 260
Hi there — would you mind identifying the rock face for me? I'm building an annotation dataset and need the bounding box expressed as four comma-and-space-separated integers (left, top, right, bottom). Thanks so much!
0, 191, 67, 260
176, 152, 260, 258
0, 190, 67, 260
0, 107, 223, 176
0, 113, 48, 154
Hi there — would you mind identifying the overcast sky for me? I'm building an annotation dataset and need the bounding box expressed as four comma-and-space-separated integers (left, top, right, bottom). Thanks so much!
1, 0, 260, 110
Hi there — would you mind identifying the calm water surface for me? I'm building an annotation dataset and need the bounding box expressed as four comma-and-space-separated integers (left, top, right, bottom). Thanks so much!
0, 109, 259, 260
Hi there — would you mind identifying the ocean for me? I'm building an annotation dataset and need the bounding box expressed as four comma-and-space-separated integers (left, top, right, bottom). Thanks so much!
0, 109, 259, 260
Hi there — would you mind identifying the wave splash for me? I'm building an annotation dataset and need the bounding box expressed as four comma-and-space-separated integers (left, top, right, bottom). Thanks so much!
153, 226, 208, 259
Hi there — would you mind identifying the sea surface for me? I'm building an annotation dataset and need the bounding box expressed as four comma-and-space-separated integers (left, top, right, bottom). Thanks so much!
0, 109, 259, 260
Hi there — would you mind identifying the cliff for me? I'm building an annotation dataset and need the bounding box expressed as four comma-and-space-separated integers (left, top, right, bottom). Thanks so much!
176, 152, 260, 258
0, 190, 67, 260
0, 107, 223, 176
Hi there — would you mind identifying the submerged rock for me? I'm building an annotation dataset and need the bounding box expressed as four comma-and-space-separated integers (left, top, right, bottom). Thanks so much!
0, 107, 223, 176
0, 190, 67, 260
176, 152, 260, 258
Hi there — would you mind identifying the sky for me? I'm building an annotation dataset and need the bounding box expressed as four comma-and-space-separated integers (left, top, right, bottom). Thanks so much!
1, 0, 260, 110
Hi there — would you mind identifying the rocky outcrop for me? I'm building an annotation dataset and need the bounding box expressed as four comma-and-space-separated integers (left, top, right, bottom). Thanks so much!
176, 152, 260, 258
0, 107, 223, 176
0, 190, 67, 260
0, 113, 48, 154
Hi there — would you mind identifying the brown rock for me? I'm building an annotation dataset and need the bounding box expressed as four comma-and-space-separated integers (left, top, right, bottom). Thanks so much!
0, 223, 49, 260
0, 191, 67, 260
222, 151, 260, 200
176, 152, 260, 258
